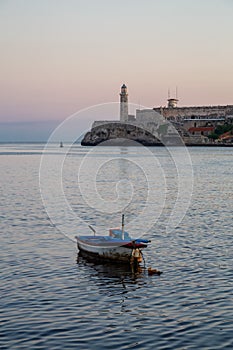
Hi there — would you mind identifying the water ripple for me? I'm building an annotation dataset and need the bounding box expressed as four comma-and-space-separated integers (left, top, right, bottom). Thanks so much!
1, 145, 233, 349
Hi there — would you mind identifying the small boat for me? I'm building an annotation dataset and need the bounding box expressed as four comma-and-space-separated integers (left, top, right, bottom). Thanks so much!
75, 215, 150, 264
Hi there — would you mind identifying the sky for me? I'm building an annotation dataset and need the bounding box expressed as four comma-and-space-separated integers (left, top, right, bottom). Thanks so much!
0, 0, 233, 141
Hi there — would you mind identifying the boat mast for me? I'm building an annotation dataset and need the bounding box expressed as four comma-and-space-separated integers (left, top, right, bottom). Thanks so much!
121, 214, 125, 240
88, 225, 96, 236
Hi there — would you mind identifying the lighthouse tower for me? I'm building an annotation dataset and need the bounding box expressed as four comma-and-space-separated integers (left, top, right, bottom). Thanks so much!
120, 84, 128, 122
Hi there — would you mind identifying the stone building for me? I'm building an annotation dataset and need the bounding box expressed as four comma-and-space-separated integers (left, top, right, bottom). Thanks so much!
139, 97, 233, 137
81, 84, 233, 145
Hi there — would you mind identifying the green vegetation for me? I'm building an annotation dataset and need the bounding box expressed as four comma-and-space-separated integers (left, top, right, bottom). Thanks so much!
208, 123, 233, 140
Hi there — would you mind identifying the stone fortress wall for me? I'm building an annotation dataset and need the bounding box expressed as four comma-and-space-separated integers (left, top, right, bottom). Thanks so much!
154, 105, 233, 120
81, 85, 233, 146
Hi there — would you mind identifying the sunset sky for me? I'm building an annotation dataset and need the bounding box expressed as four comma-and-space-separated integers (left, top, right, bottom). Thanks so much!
0, 0, 233, 140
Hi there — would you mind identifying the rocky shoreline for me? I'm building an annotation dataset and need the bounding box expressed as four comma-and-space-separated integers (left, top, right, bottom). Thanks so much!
81, 122, 233, 147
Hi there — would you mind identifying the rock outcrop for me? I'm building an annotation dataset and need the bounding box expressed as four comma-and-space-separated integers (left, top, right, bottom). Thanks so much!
81, 121, 233, 147
81, 122, 163, 146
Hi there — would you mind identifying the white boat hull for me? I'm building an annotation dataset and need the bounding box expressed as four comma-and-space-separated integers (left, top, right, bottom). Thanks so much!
76, 237, 133, 262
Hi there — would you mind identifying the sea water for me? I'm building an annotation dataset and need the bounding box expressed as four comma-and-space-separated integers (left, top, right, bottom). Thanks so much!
0, 144, 232, 349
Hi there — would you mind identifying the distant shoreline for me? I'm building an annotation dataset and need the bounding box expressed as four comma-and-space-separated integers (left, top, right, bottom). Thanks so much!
0, 142, 233, 147
81, 143, 233, 147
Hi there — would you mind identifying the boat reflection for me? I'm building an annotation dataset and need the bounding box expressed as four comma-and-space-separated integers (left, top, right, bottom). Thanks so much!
77, 251, 147, 287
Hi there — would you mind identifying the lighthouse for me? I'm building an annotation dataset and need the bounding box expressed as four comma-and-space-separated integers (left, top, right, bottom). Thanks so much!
120, 84, 128, 122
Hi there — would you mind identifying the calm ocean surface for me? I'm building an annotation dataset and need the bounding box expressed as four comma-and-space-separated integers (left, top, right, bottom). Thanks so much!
1, 143, 233, 350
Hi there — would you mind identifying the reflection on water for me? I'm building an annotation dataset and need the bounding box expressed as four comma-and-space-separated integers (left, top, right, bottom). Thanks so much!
76, 252, 152, 317
77, 251, 147, 286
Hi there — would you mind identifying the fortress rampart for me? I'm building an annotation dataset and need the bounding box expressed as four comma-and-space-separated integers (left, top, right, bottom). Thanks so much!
153, 105, 233, 120
81, 84, 233, 146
